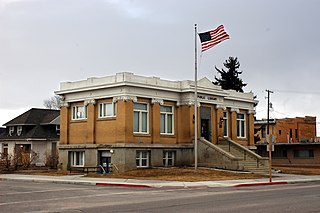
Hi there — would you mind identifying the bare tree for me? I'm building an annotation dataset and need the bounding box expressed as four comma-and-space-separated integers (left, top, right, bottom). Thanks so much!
43, 95, 61, 109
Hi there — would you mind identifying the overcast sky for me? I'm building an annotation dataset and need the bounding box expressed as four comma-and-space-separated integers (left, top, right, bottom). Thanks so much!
1, 0, 320, 134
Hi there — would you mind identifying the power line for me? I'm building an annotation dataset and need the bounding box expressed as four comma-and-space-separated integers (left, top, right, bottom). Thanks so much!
271, 89, 320, 95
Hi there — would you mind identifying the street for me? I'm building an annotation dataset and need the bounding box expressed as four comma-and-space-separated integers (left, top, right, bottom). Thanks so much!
0, 180, 320, 213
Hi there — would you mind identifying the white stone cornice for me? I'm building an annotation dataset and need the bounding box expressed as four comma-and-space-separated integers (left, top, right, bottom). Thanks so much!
113, 95, 137, 102
230, 108, 240, 113
151, 98, 164, 105
84, 99, 96, 106
59, 101, 69, 108
216, 104, 227, 110
177, 100, 200, 107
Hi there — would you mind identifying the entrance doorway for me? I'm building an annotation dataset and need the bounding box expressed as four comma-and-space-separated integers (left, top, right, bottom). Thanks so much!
200, 106, 212, 142
98, 151, 111, 173
201, 119, 210, 141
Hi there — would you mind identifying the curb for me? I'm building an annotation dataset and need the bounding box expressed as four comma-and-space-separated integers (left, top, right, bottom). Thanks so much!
2, 175, 320, 189
96, 182, 153, 188
232, 181, 288, 187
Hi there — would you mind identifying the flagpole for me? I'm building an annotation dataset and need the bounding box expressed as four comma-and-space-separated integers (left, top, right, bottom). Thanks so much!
194, 24, 198, 171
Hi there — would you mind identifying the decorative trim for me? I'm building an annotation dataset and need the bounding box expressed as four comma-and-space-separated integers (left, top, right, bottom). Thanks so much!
247, 109, 255, 114
151, 98, 164, 105
230, 108, 240, 113
59, 101, 69, 107
177, 100, 200, 107
216, 104, 227, 110
84, 99, 96, 106
113, 95, 137, 102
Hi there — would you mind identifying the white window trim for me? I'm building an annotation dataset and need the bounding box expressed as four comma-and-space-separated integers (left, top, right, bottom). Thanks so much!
98, 102, 116, 118
237, 113, 246, 138
163, 151, 175, 167
133, 103, 149, 134
136, 151, 150, 168
56, 125, 60, 135
17, 126, 22, 136
72, 105, 87, 120
223, 111, 228, 137
8, 126, 14, 136
70, 151, 85, 167
160, 105, 174, 135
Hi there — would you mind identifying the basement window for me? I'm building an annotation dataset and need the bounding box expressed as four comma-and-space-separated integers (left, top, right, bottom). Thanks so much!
294, 150, 314, 158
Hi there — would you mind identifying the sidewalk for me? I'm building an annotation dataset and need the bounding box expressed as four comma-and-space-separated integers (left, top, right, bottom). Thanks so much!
1, 173, 320, 188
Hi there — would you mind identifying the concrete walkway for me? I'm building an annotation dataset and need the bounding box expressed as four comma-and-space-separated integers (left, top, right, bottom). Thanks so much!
1, 173, 320, 188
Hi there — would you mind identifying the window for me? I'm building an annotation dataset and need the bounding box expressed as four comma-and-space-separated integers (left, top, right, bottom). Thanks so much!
8, 126, 14, 136
160, 105, 174, 134
70, 151, 85, 167
163, 151, 175, 167
136, 151, 150, 168
295, 129, 298, 139
56, 125, 60, 135
223, 111, 228, 137
134, 103, 149, 133
279, 130, 282, 135
272, 149, 287, 158
261, 127, 266, 138
294, 150, 314, 158
99, 102, 116, 118
72, 105, 87, 120
2, 143, 8, 158
237, 113, 246, 138
17, 126, 22, 136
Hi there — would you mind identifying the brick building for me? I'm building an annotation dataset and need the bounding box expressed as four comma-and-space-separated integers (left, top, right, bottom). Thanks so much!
55, 72, 260, 173
255, 116, 319, 167
255, 116, 316, 143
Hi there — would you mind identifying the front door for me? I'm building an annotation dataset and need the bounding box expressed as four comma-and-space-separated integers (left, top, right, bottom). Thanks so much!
200, 106, 212, 142
201, 119, 210, 141
99, 151, 111, 173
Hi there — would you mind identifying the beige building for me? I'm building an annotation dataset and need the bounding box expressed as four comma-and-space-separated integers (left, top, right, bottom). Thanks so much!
56, 72, 264, 173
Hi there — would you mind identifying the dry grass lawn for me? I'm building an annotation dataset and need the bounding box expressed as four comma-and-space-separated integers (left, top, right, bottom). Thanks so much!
273, 166, 320, 175
9, 166, 320, 181
87, 167, 266, 181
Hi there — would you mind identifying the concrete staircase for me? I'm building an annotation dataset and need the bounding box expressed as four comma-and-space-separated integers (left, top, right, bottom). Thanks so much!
217, 138, 269, 174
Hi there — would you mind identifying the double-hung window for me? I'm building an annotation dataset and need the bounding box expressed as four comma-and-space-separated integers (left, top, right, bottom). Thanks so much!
134, 103, 149, 133
8, 126, 14, 136
237, 113, 246, 138
136, 151, 150, 168
223, 111, 228, 137
99, 102, 116, 118
160, 105, 174, 134
72, 105, 87, 120
163, 151, 175, 167
70, 151, 85, 167
56, 125, 60, 135
17, 126, 22, 136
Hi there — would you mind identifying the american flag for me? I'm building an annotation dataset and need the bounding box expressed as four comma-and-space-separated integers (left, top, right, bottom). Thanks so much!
198, 25, 229, 52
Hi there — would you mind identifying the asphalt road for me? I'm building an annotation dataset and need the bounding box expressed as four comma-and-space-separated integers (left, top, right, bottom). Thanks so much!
0, 180, 320, 213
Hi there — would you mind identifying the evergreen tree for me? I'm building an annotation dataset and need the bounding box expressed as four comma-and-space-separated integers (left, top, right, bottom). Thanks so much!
213, 57, 247, 92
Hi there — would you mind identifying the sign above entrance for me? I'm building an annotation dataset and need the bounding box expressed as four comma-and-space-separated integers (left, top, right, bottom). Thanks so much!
197, 95, 219, 101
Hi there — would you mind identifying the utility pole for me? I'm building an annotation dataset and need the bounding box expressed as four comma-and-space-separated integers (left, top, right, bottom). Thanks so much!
266, 89, 273, 182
